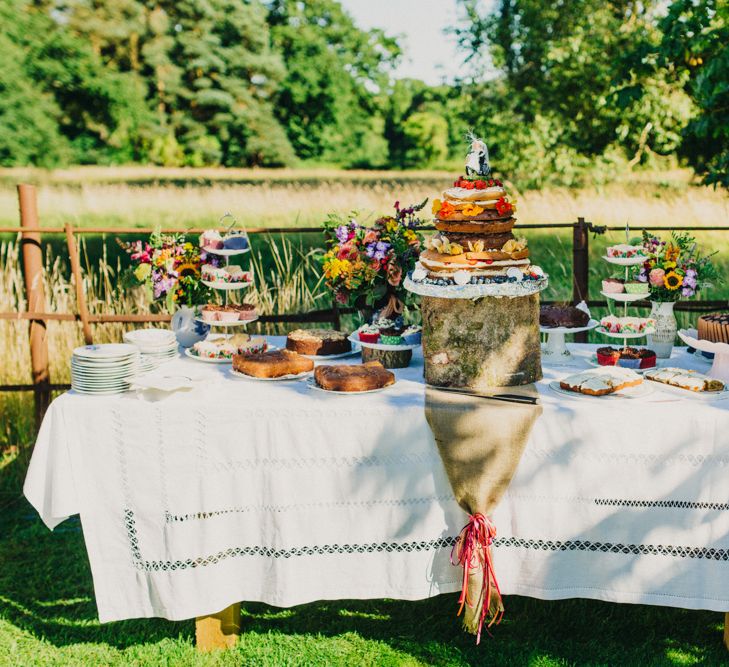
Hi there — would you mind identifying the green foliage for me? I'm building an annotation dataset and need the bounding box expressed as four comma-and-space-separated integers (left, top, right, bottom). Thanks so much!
660, 0, 729, 187
453, 0, 696, 186
268, 0, 400, 168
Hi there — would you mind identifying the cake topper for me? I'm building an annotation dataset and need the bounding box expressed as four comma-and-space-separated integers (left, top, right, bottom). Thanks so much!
465, 131, 491, 178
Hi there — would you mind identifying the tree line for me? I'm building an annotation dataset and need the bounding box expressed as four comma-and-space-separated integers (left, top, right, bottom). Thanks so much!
1, 0, 726, 187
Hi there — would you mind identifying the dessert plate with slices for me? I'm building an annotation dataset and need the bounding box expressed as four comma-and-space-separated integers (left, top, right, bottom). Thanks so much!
549, 367, 653, 400
305, 376, 392, 396
307, 361, 396, 395
185, 334, 271, 363
643, 366, 728, 401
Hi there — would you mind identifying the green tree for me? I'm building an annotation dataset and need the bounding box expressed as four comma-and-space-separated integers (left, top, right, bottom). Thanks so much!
660, 0, 729, 187
268, 0, 400, 166
453, 0, 694, 186
63, 0, 295, 167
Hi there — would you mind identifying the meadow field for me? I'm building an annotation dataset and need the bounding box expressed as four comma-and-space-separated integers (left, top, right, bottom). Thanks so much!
1, 167, 729, 666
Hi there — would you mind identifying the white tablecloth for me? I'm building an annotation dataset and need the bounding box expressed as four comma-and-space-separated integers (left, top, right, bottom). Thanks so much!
24, 340, 729, 622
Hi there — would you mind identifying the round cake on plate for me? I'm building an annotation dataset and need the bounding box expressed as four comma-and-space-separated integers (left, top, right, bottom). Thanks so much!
286, 328, 351, 356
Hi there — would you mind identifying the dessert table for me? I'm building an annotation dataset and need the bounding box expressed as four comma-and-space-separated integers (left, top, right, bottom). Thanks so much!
23, 340, 729, 649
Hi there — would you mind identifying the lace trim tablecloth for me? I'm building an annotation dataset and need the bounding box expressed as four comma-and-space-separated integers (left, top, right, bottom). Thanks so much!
24, 340, 729, 621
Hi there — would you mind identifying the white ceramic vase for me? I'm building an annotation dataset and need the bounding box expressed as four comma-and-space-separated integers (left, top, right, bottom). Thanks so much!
171, 305, 209, 348
646, 301, 677, 359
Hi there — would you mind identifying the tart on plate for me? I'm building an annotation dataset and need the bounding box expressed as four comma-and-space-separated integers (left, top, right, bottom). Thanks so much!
233, 349, 314, 378
314, 361, 395, 392
559, 367, 642, 396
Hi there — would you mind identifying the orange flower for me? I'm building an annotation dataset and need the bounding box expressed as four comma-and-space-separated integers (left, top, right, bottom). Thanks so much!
438, 201, 456, 219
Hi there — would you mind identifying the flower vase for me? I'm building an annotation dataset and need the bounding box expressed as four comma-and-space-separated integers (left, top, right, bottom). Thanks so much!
171, 305, 209, 348
646, 301, 677, 359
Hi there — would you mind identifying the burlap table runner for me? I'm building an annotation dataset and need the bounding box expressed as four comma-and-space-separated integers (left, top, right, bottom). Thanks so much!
425, 386, 542, 641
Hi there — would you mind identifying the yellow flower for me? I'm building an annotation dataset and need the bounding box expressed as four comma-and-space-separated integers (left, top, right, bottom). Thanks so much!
663, 271, 683, 290
184, 242, 193, 251
176, 262, 199, 278
385, 218, 398, 233
431, 199, 442, 215
663, 261, 676, 270
324, 258, 351, 280
665, 244, 680, 263
134, 263, 151, 281
404, 229, 417, 243
460, 203, 484, 217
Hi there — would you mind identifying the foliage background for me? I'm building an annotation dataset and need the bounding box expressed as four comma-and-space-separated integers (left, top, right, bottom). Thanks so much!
0, 0, 727, 187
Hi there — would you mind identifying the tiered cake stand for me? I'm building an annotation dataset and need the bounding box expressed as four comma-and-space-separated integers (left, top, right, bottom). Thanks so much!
196, 233, 258, 331
596, 254, 654, 350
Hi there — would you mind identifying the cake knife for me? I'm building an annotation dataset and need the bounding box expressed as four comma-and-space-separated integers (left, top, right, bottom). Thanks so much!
426, 385, 539, 405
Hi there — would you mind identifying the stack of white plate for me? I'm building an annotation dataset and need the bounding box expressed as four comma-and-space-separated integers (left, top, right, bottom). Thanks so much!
123, 328, 178, 369
71, 344, 141, 395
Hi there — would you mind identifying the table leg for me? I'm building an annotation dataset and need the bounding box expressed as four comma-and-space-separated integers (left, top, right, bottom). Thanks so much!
724, 612, 729, 651
195, 603, 241, 651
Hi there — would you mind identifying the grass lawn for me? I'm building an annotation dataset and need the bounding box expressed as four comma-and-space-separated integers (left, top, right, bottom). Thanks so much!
1, 487, 728, 666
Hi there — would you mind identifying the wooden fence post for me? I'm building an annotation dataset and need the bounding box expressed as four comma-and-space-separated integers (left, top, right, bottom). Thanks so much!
572, 217, 590, 343
65, 224, 93, 345
18, 184, 51, 425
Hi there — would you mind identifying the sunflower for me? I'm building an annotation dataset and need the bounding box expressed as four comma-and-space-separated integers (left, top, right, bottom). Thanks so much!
176, 262, 200, 278
663, 271, 683, 290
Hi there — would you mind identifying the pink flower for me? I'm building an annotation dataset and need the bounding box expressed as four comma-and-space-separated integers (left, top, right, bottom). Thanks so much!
335, 289, 349, 304
649, 268, 665, 286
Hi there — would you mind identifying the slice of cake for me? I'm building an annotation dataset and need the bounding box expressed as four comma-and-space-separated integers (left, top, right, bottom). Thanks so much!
644, 367, 724, 392
286, 329, 351, 356
233, 349, 314, 378
314, 361, 395, 392
559, 367, 642, 396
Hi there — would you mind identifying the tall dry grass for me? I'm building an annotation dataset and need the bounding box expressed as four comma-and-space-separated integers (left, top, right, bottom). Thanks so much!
1, 167, 726, 230
0, 236, 326, 387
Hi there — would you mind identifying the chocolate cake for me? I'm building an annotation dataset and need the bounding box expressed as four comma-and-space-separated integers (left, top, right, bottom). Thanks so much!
539, 305, 590, 328
286, 328, 351, 356
698, 313, 729, 344
233, 349, 314, 378
314, 361, 395, 392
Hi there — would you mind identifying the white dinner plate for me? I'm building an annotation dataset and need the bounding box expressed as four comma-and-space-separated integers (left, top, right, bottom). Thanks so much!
548, 379, 653, 400
229, 369, 313, 382
305, 376, 394, 396
72, 344, 139, 360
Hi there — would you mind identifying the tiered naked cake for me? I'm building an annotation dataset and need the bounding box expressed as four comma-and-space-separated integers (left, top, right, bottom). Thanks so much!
405, 135, 548, 389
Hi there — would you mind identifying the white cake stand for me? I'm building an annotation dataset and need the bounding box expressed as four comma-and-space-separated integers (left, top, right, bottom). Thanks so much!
541, 319, 598, 365
677, 329, 729, 383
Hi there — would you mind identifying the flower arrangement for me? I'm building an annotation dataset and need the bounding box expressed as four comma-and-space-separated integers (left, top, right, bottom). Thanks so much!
321, 200, 427, 315
119, 230, 213, 309
635, 231, 718, 301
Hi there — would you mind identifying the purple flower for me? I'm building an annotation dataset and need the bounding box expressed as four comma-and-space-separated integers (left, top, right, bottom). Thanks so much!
637, 268, 648, 282
684, 268, 698, 289
681, 286, 695, 298
335, 225, 350, 244
373, 241, 390, 261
